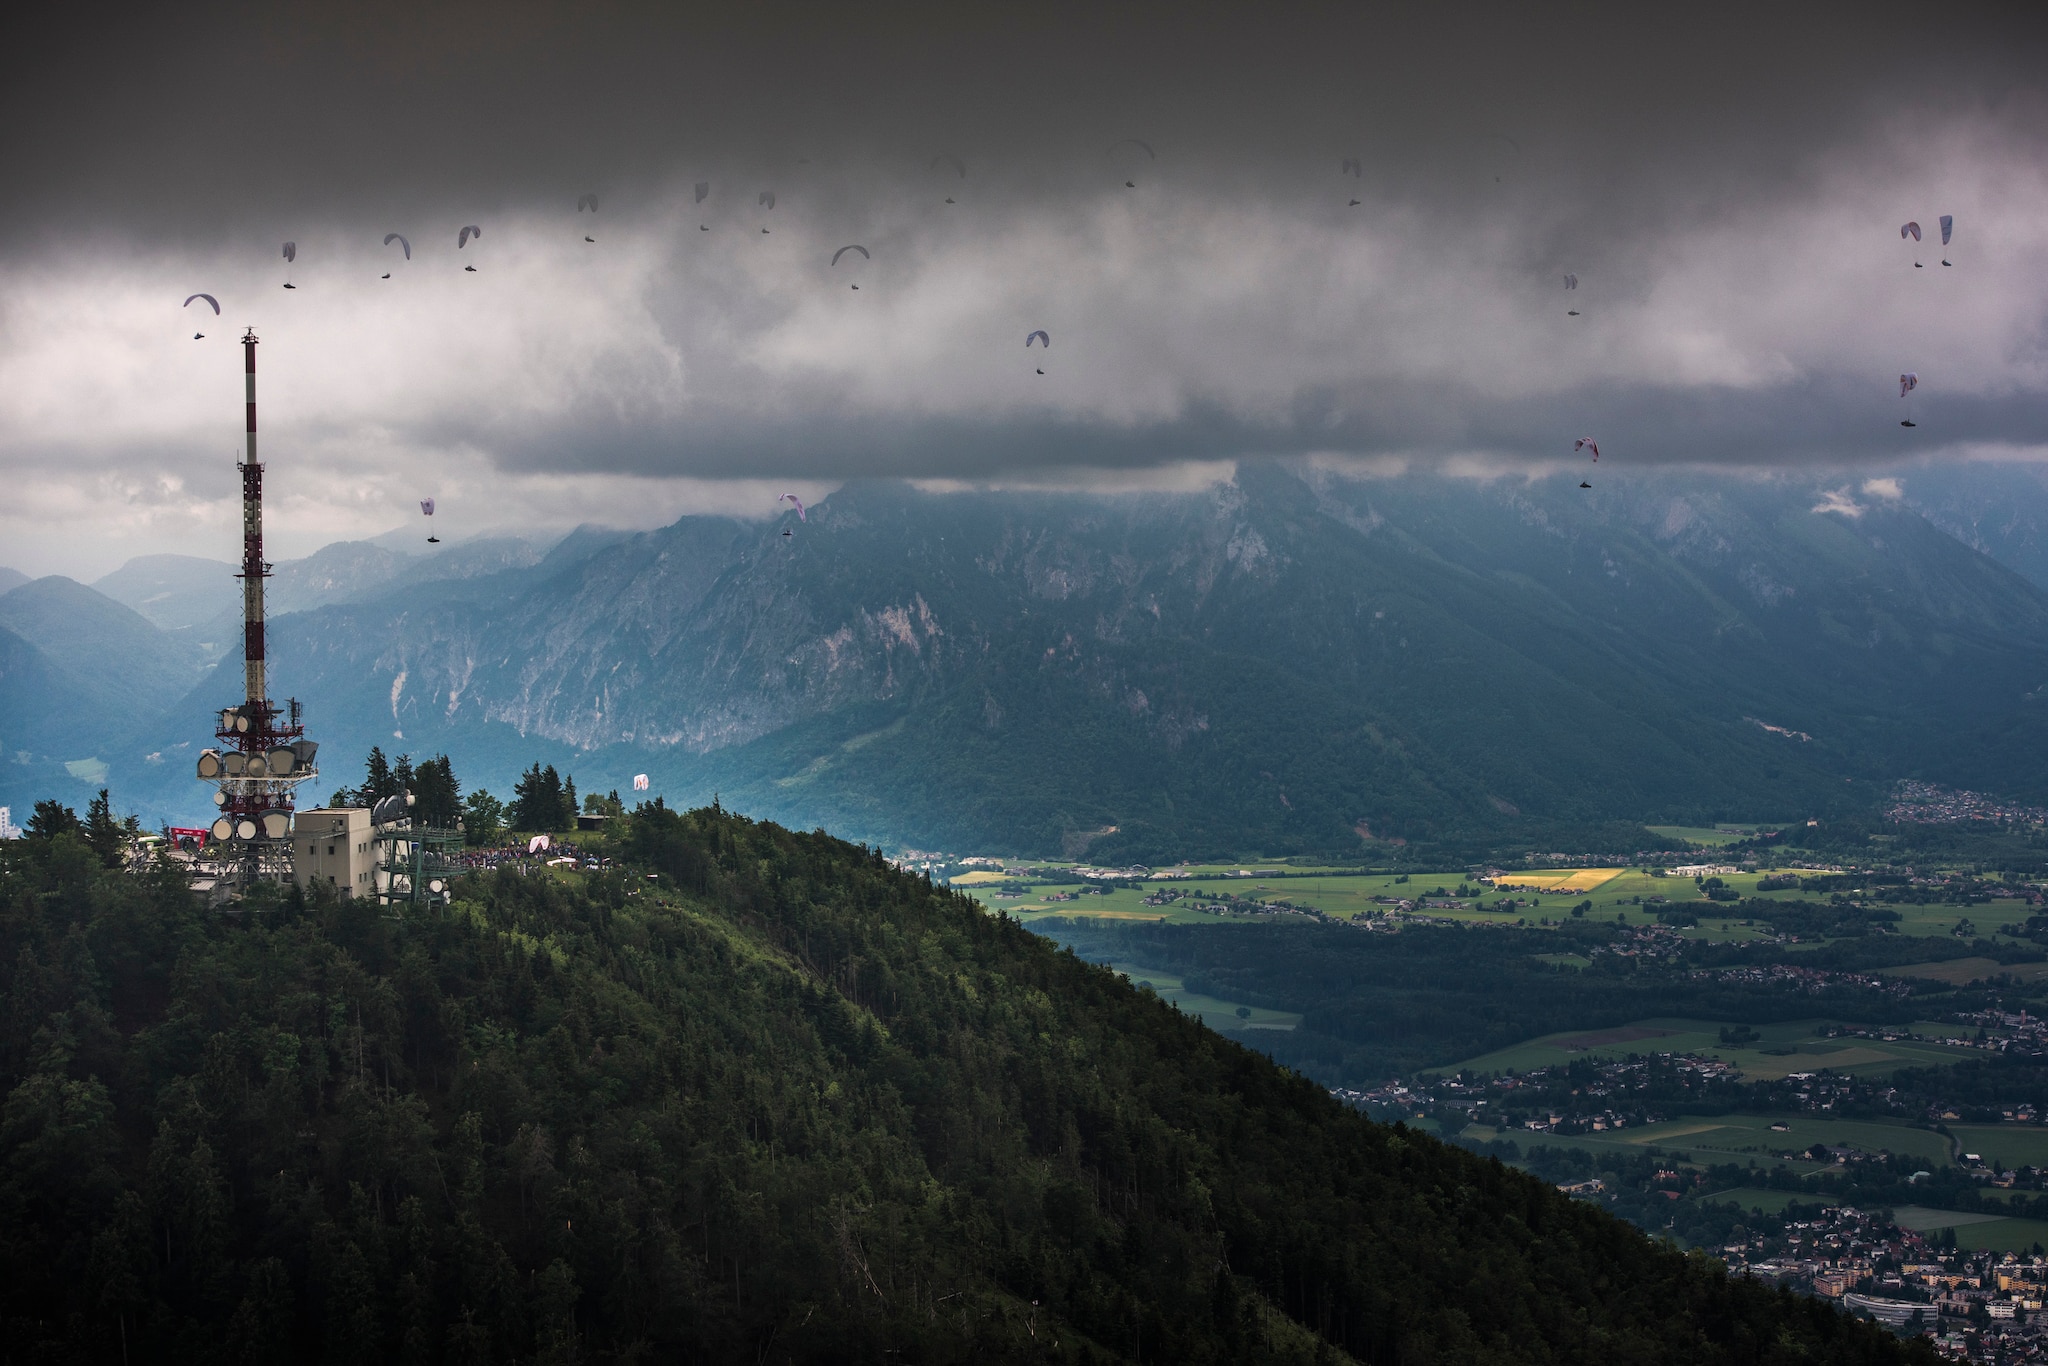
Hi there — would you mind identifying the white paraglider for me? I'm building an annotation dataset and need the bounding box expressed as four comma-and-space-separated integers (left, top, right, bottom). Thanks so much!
183, 293, 218, 338
633, 774, 650, 791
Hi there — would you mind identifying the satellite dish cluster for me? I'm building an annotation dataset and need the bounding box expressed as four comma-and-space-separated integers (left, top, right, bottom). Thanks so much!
372, 792, 415, 827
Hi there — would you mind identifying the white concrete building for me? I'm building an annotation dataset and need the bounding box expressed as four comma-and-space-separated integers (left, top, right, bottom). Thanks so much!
294, 808, 376, 897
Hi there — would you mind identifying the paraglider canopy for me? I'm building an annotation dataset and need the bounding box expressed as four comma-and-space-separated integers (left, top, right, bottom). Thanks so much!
458, 225, 482, 248
420, 498, 435, 517
528, 834, 550, 854
282, 242, 296, 263
1939, 215, 1954, 246
1574, 437, 1600, 461
384, 233, 411, 259
1564, 274, 1577, 289
633, 774, 650, 791
1900, 372, 1918, 397
1025, 330, 1050, 348
930, 153, 966, 178
831, 245, 870, 267
1900, 222, 1921, 241
1110, 138, 1155, 187
1341, 157, 1361, 176
694, 181, 710, 203
758, 191, 776, 209
577, 194, 598, 212
183, 293, 220, 314
779, 492, 806, 521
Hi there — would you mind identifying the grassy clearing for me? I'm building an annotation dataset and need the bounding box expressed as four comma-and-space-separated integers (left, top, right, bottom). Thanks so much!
1943, 1126, 2048, 1170
1492, 869, 1629, 894
963, 863, 2034, 950
1468, 1111, 1953, 1168
1646, 825, 1780, 847
1698, 1187, 1805, 1215
1444, 1016, 1978, 1080
1881, 958, 2048, 986
1945, 1218, 2048, 1252
1106, 963, 1302, 1033
1882, 1206, 2048, 1252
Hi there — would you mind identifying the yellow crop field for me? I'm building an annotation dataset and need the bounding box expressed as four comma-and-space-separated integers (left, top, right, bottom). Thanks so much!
1490, 869, 1628, 894
948, 871, 1014, 885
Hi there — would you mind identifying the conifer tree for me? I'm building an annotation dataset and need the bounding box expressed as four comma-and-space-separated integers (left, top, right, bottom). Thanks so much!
83, 788, 125, 868
412, 756, 461, 829
362, 747, 395, 804
25, 798, 80, 840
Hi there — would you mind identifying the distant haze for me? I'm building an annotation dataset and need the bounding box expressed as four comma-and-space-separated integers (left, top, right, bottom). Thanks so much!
4, 0, 2047, 577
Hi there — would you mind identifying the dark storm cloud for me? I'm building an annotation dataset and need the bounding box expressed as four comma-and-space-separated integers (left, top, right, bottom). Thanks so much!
4, 0, 2048, 577
9, 0, 2042, 237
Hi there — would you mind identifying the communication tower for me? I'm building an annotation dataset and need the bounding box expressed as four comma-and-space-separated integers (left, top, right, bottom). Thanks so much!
194, 329, 319, 891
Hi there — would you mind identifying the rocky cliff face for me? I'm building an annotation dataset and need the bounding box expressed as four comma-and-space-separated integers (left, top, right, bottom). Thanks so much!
73, 465, 2048, 855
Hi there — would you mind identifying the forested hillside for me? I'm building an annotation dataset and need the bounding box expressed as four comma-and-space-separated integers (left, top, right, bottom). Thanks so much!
0, 806, 1930, 1363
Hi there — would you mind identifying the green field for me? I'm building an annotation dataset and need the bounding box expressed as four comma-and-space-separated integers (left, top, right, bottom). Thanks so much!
1647, 825, 1781, 848
1698, 1187, 1804, 1215
1105, 963, 1303, 1034
1693, 1194, 2048, 1252
1943, 1125, 2048, 1170
1886, 1207, 2048, 1253
1466, 1110, 1953, 1168
1442, 1017, 1975, 1080
959, 862, 2034, 948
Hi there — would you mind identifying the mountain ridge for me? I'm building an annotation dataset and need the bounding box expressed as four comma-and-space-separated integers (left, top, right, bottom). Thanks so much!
19, 467, 2048, 859
0, 804, 1934, 1363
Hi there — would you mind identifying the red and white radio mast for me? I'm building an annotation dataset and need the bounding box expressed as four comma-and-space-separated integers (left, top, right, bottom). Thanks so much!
194, 328, 318, 886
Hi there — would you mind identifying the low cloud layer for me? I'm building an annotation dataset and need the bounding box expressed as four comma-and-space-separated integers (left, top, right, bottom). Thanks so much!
4, 0, 2047, 576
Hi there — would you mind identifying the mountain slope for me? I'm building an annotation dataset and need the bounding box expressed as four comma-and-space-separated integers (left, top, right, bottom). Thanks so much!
0, 808, 1930, 1363
0, 624, 97, 758
91, 553, 238, 632
0, 576, 208, 718
77, 467, 2048, 850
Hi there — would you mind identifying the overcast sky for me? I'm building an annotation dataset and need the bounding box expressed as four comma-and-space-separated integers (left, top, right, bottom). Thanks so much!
4, 0, 2047, 578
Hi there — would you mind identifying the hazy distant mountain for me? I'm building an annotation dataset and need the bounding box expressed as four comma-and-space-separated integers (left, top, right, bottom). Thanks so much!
0, 579, 213, 810
0, 567, 28, 596
92, 553, 238, 632
1902, 461, 2048, 592
125, 534, 555, 666
85, 466, 2048, 856
0, 576, 209, 717
0, 624, 96, 758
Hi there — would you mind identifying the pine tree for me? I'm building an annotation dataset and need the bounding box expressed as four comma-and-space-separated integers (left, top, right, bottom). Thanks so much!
362, 748, 394, 804
391, 753, 415, 804
561, 774, 579, 829
26, 799, 80, 840
412, 756, 461, 829
510, 764, 549, 832
83, 788, 125, 868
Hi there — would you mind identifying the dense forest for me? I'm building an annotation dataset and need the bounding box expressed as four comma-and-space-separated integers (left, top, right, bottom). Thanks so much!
1036, 917, 1989, 1082
0, 804, 1931, 1362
